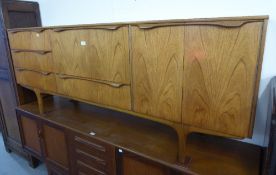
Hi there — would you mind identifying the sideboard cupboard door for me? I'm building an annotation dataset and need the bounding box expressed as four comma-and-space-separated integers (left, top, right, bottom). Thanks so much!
182, 22, 264, 137
8, 30, 51, 50
51, 26, 130, 84
131, 26, 184, 122
19, 115, 41, 157
42, 123, 69, 173
119, 151, 179, 175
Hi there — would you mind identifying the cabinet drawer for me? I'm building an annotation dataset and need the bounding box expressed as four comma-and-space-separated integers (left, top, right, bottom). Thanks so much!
8, 30, 51, 50
56, 74, 131, 110
15, 68, 56, 92
51, 26, 130, 84
71, 133, 116, 175
11, 51, 53, 72
77, 160, 107, 175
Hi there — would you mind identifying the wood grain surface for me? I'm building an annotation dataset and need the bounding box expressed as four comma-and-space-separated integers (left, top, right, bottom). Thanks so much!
131, 26, 184, 122
182, 22, 263, 137
43, 124, 69, 168
8, 30, 51, 50
56, 75, 131, 110
15, 69, 57, 93
51, 26, 130, 84
20, 115, 41, 154
11, 51, 54, 72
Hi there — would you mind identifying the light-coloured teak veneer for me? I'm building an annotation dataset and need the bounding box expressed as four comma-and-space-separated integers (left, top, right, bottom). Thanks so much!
7, 16, 268, 165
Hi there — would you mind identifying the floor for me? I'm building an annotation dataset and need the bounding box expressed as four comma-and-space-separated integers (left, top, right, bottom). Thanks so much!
0, 133, 47, 175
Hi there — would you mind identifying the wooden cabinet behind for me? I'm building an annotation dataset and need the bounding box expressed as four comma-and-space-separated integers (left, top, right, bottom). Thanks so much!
17, 112, 70, 174
182, 22, 264, 137
0, 0, 41, 156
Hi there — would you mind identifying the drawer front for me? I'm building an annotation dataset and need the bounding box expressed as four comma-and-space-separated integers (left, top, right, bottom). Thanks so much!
15, 69, 57, 92
56, 74, 131, 110
71, 133, 116, 175
8, 30, 51, 50
51, 26, 130, 84
11, 51, 53, 72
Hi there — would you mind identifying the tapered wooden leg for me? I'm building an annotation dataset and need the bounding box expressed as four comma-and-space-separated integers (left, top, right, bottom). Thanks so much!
175, 125, 191, 166
34, 89, 44, 114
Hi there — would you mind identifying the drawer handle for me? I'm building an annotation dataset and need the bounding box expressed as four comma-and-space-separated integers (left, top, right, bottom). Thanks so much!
76, 149, 106, 166
15, 68, 51, 76
136, 20, 260, 29
12, 49, 52, 55
75, 136, 106, 152
77, 161, 106, 175
57, 74, 127, 88
9, 28, 46, 33
53, 25, 123, 32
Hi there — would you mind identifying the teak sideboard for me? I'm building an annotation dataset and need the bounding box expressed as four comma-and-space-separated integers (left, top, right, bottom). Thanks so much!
7, 16, 268, 164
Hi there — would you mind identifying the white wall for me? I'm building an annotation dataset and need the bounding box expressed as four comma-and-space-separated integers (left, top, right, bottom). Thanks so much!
33, 0, 276, 146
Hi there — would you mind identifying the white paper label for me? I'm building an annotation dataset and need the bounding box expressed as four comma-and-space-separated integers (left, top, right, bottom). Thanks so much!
80, 41, 87, 46
89, 131, 96, 136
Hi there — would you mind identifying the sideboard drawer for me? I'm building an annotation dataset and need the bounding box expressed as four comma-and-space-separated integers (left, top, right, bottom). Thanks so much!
51, 26, 130, 84
8, 30, 51, 50
71, 132, 116, 175
56, 74, 131, 110
15, 69, 57, 92
11, 51, 54, 72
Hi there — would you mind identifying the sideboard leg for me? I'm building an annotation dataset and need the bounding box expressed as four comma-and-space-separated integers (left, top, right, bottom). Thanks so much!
176, 125, 191, 166
27, 154, 39, 168
34, 89, 44, 114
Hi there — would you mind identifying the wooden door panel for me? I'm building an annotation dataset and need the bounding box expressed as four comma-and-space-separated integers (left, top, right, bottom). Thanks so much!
43, 124, 69, 168
51, 26, 130, 84
122, 154, 171, 175
131, 26, 184, 122
20, 115, 41, 154
182, 22, 263, 137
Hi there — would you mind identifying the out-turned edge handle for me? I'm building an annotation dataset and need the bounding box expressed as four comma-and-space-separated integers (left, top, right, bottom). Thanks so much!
58, 74, 126, 88
15, 68, 51, 76
9, 28, 46, 33
12, 49, 52, 55
137, 20, 260, 29
76, 149, 106, 165
53, 25, 123, 32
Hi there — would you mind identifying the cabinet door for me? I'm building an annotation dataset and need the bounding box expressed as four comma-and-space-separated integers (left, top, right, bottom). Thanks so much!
182, 22, 263, 137
42, 123, 69, 173
51, 26, 130, 84
131, 26, 184, 122
119, 150, 178, 175
19, 115, 41, 157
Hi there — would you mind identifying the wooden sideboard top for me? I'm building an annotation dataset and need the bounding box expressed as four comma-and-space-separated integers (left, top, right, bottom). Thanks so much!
7, 15, 268, 32
18, 97, 261, 175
